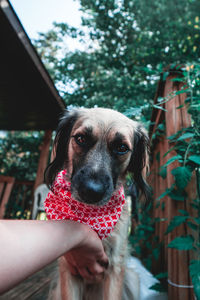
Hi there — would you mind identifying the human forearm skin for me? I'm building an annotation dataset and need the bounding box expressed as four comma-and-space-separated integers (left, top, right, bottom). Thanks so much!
0, 220, 87, 294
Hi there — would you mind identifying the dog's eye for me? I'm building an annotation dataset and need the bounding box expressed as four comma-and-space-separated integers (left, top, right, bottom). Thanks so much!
74, 134, 87, 146
113, 144, 130, 155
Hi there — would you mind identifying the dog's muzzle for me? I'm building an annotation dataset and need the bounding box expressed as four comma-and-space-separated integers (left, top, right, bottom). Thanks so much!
71, 167, 113, 205
79, 179, 106, 203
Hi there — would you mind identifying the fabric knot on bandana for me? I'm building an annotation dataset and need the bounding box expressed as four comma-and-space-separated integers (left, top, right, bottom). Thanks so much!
44, 170, 125, 239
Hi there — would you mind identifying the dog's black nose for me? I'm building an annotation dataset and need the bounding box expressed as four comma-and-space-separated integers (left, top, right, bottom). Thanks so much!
79, 179, 106, 203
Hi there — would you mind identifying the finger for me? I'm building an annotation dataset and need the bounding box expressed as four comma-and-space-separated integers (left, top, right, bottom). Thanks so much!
78, 267, 94, 281
89, 263, 104, 275
68, 263, 79, 276
98, 253, 109, 268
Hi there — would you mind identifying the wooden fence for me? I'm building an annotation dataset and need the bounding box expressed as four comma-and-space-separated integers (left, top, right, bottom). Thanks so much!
3, 180, 34, 219
149, 72, 197, 299
0, 130, 52, 219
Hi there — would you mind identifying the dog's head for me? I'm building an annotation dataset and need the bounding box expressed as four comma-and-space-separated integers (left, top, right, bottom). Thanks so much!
45, 108, 150, 206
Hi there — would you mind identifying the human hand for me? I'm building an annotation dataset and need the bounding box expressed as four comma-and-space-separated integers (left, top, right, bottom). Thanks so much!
64, 225, 108, 282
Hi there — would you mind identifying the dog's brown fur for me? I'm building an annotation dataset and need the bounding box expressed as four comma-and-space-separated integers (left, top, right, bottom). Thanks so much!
45, 107, 150, 300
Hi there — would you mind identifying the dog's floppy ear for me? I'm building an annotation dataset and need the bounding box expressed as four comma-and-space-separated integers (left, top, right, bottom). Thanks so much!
45, 109, 79, 188
127, 125, 150, 200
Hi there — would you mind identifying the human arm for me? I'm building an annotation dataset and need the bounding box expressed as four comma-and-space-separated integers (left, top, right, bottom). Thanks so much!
0, 220, 108, 294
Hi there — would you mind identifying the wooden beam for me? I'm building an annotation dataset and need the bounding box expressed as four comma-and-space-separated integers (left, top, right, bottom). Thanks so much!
0, 175, 15, 219
34, 130, 52, 191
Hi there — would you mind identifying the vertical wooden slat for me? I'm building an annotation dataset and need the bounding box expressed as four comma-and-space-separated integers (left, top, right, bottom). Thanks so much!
158, 137, 169, 267
151, 137, 169, 275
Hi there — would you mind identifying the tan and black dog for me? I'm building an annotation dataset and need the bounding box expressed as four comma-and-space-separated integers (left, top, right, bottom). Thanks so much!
45, 107, 150, 300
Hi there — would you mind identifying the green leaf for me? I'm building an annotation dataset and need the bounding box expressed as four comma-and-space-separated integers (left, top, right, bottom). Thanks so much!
163, 71, 169, 81
156, 188, 171, 201
152, 247, 160, 260
153, 104, 167, 112
176, 104, 184, 109
178, 209, 189, 216
149, 283, 166, 293
155, 272, 168, 279
164, 146, 176, 157
168, 235, 194, 250
167, 130, 182, 141
168, 188, 187, 201
189, 260, 200, 300
157, 123, 165, 131
156, 151, 160, 162
157, 97, 164, 103
175, 89, 190, 95
142, 67, 156, 74
191, 203, 199, 210
177, 132, 194, 141
187, 221, 198, 231
165, 216, 188, 234
171, 77, 184, 82
159, 166, 167, 179
171, 166, 192, 189
164, 155, 182, 167
140, 224, 154, 232
188, 155, 200, 165
194, 217, 200, 225
161, 202, 165, 211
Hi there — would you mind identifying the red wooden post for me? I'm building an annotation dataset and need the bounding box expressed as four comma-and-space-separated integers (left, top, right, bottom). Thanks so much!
34, 130, 52, 191
164, 75, 194, 300
0, 176, 15, 219
149, 72, 196, 299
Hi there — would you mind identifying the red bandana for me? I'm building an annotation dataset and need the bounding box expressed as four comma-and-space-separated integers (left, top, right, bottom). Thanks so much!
44, 170, 125, 239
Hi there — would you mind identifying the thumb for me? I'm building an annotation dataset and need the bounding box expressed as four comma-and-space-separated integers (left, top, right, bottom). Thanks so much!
98, 251, 109, 268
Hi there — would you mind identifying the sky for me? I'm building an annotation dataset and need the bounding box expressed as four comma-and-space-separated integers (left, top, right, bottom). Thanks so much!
10, 0, 83, 49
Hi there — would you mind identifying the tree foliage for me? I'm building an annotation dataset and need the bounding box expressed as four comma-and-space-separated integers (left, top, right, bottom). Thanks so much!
34, 0, 200, 123
0, 132, 44, 180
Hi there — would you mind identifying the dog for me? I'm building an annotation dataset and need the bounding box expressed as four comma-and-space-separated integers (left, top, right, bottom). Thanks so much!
45, 107, 150, 300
